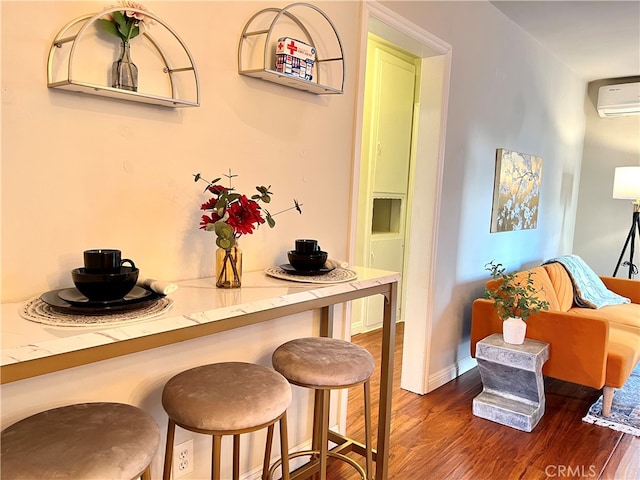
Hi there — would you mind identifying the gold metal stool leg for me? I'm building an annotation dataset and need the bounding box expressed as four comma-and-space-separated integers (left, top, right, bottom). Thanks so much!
268, 381, 371, 480
263, 424, 275, 480
140, 465, 152, 480
364, 380, 373, 480
312, 389, 324, 455
212, 435, 222, 480
162, 419, 176, 480
233, 435, 241, 480
264, 413, 291, 480
280, 413, 291, 480
318, 389, 330, 480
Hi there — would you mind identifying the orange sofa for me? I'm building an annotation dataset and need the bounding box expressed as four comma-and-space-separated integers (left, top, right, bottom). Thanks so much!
471, 262, 640, 416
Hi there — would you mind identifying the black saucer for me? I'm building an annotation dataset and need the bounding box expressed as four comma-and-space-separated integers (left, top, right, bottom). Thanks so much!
279, 264, 335, 276
40, 286, 161, 313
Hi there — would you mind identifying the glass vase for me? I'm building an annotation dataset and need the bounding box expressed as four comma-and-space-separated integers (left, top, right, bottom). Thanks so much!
216, 244, 242, 288
112, 41, 138, 92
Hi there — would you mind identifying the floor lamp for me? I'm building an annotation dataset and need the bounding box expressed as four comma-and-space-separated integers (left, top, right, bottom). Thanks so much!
612, 166, 640, 278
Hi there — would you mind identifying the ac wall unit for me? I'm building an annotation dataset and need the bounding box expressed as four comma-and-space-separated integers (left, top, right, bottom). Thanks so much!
597, 82, 640, 118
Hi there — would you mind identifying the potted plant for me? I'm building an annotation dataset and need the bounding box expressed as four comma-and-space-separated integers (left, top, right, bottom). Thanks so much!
193, 170, 302, 288
483, 261, 550, 344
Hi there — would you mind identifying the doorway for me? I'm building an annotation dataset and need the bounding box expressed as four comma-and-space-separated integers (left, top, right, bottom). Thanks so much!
352, 33, 420, 335
349, 3, 451, 394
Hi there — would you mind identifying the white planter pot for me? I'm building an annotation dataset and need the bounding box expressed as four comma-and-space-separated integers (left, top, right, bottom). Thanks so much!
503, 317, 527, 345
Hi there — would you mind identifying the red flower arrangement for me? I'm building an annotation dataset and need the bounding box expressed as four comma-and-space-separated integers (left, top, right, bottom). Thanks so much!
194, 170, 302, 250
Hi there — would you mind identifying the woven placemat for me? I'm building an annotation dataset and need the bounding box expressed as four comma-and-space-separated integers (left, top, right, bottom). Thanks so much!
20, 296, 174, 327
265, 266, 357, 284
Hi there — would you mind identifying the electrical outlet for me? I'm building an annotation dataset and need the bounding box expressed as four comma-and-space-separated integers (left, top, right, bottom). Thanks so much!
173, 439, 194, 478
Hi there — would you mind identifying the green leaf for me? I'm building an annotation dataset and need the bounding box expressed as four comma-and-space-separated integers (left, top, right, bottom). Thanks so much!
112, 11, 127, 27
97, 18, 120, 37
127, 26, 140, 41
117, 24, 130, 39
117, 23, 135, 40
483, 260, 550, 321
214, 221, 234, 238
110, 11, 140, 41
264, 210, 275, 228
216, 237, 233, 250
214, 197, 227, 211
253, 186, 273, 203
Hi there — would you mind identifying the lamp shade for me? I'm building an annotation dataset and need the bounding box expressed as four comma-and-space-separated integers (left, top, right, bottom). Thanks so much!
612, 166, 640, 200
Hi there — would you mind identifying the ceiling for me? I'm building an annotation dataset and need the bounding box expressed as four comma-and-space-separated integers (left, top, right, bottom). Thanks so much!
490, 1, 640, 83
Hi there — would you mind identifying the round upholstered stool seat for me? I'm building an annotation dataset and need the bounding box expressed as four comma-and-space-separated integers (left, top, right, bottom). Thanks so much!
272, 337, 375, 388
163, 362, 291, 432
161, 362, 291, 480
271, 337, 375, 480
0, 402, 160, 480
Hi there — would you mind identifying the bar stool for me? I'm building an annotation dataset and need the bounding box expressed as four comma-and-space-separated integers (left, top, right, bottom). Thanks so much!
161, 362, 291, 480
0, 402, 160, 480
271, 337, 375, 480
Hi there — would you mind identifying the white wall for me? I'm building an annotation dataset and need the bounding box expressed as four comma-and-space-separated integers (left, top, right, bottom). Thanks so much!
1, 0, 358, 303
380, 1, 587, 385
1, 0, 594, 475
1, 2, 359, 478
573, 77, 640, 276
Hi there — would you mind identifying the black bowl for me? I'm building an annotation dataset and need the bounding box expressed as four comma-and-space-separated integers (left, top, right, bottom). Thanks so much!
71, 266, 139, 301
287, 250, 328, 271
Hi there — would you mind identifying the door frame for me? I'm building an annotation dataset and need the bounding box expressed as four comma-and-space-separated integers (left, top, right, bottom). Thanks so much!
348, 1, 452, 394
352, 33, 421, 335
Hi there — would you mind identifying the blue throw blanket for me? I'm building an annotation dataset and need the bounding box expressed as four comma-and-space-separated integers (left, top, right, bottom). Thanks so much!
543, 254, 630, 309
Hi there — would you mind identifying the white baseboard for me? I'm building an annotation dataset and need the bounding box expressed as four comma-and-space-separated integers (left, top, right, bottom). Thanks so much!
351, 320, 364, 336
426, 355, 477, 393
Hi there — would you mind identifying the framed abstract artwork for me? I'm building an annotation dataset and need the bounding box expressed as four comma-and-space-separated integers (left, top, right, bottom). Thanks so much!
490, 148, 543, 232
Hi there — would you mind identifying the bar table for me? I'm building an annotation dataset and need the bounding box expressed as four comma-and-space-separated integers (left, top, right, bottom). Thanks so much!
1, 266, 400, 480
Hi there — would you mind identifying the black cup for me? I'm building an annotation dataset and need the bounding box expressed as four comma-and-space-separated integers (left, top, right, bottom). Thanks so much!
295, 239, 320, 254
83, 249, 135, 273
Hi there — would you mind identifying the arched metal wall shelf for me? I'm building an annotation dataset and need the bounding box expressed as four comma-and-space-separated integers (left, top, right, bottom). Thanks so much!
47, 7, 200, 108
238, 3, 344, 95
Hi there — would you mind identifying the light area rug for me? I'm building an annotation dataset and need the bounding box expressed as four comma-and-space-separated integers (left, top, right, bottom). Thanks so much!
583, 363, 640, 436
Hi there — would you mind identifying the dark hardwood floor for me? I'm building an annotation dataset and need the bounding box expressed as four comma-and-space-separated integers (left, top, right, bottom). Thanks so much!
326, 323, 639, 479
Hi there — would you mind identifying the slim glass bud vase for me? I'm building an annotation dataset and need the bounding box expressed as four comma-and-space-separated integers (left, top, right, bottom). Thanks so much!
216, 244, 242, 288
112, 41, 138, 92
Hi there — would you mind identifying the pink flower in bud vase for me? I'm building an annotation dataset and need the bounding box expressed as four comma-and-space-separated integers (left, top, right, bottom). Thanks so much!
98, 0, 153, 43
120, 0, 154, 25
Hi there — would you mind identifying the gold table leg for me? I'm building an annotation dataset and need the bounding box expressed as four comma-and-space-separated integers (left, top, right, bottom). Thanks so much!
376, 282, 397, 480
315, 284, 397, 480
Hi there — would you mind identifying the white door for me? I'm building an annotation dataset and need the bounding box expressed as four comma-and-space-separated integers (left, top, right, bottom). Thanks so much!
353, 35, 419, 333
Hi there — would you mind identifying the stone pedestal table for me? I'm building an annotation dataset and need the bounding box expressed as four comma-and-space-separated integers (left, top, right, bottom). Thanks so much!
473, 333, 550, 432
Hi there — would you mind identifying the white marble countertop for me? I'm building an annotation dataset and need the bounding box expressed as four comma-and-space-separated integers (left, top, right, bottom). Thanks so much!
1, 266, 400, 382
